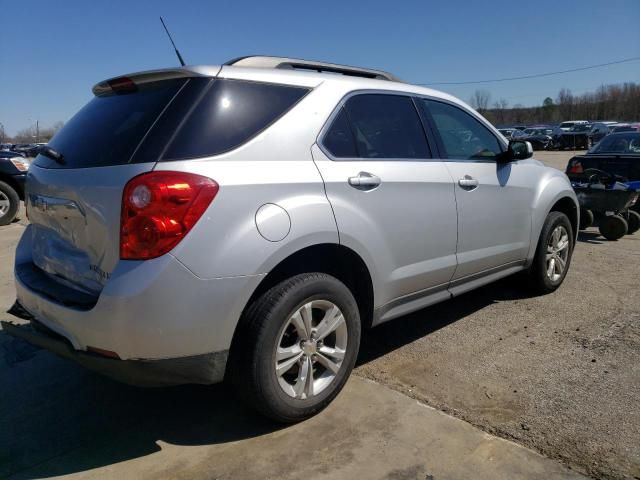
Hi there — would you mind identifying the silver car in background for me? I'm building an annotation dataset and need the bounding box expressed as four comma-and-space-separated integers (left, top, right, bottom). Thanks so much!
4, 56, 578, 422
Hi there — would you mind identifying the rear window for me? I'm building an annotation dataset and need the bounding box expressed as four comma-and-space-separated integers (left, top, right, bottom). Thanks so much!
35, 79, 186, 169
591, 133, 640, 154
161, 79, 309, 160
35, 77, 309, 169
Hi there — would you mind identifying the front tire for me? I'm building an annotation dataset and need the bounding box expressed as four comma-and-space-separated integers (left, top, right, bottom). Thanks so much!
0, 181, 20, 226
528, 211, 574, 294
229, 273, 361, 423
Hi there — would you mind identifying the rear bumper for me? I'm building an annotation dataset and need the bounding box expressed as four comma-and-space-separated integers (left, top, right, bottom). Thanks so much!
2, 308, 227, 386
14, 224, 265, 366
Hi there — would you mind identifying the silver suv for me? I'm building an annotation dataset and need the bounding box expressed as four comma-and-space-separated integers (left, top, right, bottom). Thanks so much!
5, 56, 578, 422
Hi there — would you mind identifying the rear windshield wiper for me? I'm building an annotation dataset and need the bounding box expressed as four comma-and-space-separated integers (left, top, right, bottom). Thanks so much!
38, 145, 65, 164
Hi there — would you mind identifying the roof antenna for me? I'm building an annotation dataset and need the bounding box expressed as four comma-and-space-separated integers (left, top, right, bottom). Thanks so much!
159, 16, 186, 66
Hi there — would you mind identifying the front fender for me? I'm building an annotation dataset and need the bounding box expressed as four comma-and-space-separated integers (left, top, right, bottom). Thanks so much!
527, 170, 578, 264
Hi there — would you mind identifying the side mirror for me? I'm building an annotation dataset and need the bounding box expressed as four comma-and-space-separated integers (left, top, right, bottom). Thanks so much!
507, 140, 533, 161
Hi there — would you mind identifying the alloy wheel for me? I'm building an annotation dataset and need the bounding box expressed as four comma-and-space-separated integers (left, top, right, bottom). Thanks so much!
274, 300, 348, 399
546, 225, 569, 282
0, 191, 10, 217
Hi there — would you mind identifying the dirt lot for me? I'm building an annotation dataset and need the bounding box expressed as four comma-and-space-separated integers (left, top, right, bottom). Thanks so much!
357, 151, 640, 479
1, 150, 639, 479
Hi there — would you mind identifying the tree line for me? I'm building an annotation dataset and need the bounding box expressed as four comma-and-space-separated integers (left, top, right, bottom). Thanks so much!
0, 121, 65, 144
469, 82, 640, 126
2, 81, 639, 143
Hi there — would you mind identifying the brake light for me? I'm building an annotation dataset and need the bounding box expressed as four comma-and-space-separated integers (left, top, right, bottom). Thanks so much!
108, 77, 137, 94
120, 171, 219, 260
567, 160, 583, 174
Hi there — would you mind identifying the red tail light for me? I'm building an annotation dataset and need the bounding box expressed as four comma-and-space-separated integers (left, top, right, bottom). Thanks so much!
120, 171, 219, 260
108, 76, 137, 94
567, 160, 583, 174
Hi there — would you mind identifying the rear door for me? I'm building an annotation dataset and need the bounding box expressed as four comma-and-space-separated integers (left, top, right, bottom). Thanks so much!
26, 75, 207, 293
418, 98, 535, 282
312, 93, 458, 312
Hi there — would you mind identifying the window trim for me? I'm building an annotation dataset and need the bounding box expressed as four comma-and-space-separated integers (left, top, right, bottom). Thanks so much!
317, 89, 434, 162
417, 97, 507, 163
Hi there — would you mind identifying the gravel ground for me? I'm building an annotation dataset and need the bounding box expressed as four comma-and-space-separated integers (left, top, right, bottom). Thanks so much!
356, 150, 640, 479
2, 151, 638, 479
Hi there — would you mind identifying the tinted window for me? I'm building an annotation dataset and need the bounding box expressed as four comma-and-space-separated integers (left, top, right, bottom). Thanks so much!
162, 79, 308, 160
343, 94, 429, 159
422, 100, 502, 160
36, 79, 186, 169
323, 108, 358, 158
590, 133, 640, 154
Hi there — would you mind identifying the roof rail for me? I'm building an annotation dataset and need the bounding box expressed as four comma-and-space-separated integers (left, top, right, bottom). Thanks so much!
224, 55, 401, 82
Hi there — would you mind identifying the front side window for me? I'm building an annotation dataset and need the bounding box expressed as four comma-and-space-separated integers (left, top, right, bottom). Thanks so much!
421, 100, 503, 160
336, 94, 430, 160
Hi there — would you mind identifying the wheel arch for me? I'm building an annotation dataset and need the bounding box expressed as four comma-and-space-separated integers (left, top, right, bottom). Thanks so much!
226, 243, 374, 378
549, 196, 579, 243
527, 173, 579, 264
248, 243, 373, 328
0, 174, 23, 200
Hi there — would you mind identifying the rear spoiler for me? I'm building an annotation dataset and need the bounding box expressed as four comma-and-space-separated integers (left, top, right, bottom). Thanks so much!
92, 66, 221, 96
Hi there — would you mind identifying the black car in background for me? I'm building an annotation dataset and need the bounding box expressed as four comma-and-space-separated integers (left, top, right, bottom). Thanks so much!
611, 124, 640, 134
566, 132, 640, 205
588, 122, 617, 145
520, 127, 554, 150
552, 124, 590, 150
498, 128, 516, 139
11, 143, 42, 157
0, 151, 30, 225
566, 132, 640, 235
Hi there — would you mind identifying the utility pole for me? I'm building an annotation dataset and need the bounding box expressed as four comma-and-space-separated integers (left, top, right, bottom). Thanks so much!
36, 120, 39, 143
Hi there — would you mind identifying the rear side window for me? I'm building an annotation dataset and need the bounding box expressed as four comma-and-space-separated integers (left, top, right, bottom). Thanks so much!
162, 79, 309, 160
36, 79, 186, 169
341, 94, 430, 159
421, 100, 503, 160
323, 108, 358, 158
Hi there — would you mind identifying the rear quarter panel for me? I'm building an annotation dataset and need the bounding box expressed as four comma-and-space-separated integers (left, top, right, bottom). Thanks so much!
155, 83, 343, 279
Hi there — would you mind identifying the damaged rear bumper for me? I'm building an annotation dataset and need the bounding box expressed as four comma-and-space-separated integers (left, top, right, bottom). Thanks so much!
2, 303, 228, 387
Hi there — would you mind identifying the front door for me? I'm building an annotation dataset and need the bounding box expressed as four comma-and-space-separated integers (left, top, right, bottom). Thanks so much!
419, 98, 534, 280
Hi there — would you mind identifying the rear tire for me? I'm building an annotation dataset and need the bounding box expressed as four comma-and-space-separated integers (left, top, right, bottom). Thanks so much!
0, 181, 20, 226
229, 273, 361, 423
579, 208, 594, 230
623, 210, 640, 234
599, 215, 628, 241
527, 211, 574, 294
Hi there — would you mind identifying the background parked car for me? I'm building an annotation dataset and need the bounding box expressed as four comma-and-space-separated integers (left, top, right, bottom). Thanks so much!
559, 120, 589, 132
0, 151, 29, 225
566, 131, 640, 200
589, 122, 617, 145
11, 143, 41, 158
552, 125, 590, 150
611, 124, 640, 134
498, 128, 516, 139
520, 127, 554, 150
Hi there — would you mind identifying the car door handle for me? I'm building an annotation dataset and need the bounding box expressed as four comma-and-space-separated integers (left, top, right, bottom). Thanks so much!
348, 172, 381, 190
458, 176, 479, 189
